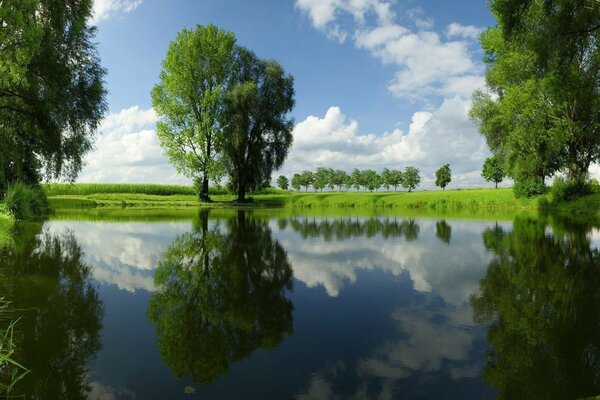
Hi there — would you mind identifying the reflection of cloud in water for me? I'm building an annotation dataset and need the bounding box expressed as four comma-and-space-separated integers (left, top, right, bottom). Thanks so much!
45, 221, 193, 292
87, 380, 135, 400
278, 219, 500, 306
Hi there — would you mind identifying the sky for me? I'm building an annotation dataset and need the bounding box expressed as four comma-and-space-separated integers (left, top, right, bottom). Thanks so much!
79, 0, 502, 188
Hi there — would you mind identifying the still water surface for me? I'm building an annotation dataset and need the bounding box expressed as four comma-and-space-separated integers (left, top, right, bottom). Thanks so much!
2, 210, 600, 399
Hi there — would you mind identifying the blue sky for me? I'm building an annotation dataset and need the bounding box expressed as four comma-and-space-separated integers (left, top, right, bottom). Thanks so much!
80, 0, 501, 188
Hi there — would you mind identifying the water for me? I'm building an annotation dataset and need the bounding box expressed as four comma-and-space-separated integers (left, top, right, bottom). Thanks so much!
2, 210, 600, 399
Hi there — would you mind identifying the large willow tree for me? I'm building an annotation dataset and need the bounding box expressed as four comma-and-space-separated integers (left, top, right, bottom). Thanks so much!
470, 0, 600, 196
0, 0, 107, 194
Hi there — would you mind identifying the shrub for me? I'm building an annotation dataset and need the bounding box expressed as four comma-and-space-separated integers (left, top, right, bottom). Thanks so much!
513, 178, 546, 198
2, 182, 48, 220
550, 177, 593, 202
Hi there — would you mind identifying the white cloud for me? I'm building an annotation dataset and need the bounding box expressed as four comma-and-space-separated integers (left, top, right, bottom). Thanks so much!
91, 0, 142, 25
446, 23, 483, 40
296, 0, 483, 99
78, 106, 190, 185
280, 101, 490, 189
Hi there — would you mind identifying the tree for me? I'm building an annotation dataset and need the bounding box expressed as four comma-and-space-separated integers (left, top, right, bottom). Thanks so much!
381, 168, 392, 191
299, 170, 314, 191
435, 220, 452, 245
152, 25, 236, 202
363, 169, 381, 192
221, 48, 295, 202
402, 166, 421, 192
331, 170, 350, 191
277, 175, 289, 190
351, 168, 364, 191
0, 0, 107, 194
313, 167, 333, 192
389, 170, 404, 191
482, 154, 506, 189
291, 173, 302, 191
470, 1, 600, 196
434, 164, 452, 190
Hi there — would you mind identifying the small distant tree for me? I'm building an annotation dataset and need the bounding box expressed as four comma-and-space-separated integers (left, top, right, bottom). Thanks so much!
299, 170, 314, 191
389, 170, 404, 191
363, 169, 381, 192
291, 173, 302, 191
331, 170, 349, 191
314, 167, 333, 192
277, 175, 289, 190
435, 164, 452, 190
381, 168, 392, 191
482, 154, 506, 189
351, 168, 363, 191
402, 166, 421, 192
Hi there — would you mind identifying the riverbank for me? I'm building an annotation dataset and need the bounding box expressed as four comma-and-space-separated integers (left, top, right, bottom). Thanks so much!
44, 184, 538, 210
0, 211, 14, 247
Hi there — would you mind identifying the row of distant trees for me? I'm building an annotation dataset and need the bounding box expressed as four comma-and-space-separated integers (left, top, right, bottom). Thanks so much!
277, 165, 453, 192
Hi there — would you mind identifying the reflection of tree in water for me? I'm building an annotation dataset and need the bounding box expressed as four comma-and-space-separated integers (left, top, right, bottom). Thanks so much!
288, 217, 420, 241
435, 220, 452, 245
147, 210, 294, 384
0, 223, 103, 399
471, 217, 600, 400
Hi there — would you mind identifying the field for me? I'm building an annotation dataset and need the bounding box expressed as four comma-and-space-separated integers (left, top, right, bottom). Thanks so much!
42, 183, 543, 211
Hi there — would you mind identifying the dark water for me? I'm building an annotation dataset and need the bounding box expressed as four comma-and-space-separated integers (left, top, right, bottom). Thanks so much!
2, 210, 600, 399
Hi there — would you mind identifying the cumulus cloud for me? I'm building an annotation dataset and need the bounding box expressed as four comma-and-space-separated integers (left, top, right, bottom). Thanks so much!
91, 0, 143, 25
296, 0, 483, 99
280, 101, 490, 189
446, 22, 483, 40
78, 106, 190, 184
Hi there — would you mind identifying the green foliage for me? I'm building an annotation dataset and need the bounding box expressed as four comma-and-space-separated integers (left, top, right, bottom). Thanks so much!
351, 169, 364, 191
152, 25, 236, 201
434, 164, 452, 190
313, 167, 333, 192
44, 183, 197, 196
0, 0, 107, 193
513, 177, 546, 198
549, 176, 592, 202
2, 182, 48, 220
298, 171, 314, 191
331, 170, 350, 191
291, 173, 302, 191
471, 0, 600, 197
402, 166, 421, 192
221, 49, 295, 201
482, 154, 506, 188
362, 169, 381, 192
277, 175, 289, 190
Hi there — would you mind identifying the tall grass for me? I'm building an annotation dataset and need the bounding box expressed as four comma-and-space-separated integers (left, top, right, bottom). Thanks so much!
0, 212, 13, 248
0, 299, 29, 395
3, 182, 48, 220
43, 183, 228, 196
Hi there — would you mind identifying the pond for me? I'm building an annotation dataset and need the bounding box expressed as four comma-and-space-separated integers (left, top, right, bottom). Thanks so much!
2, 209, 600, 399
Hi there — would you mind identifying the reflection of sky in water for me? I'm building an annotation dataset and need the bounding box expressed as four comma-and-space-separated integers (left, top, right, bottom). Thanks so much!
40, 216, 502, 399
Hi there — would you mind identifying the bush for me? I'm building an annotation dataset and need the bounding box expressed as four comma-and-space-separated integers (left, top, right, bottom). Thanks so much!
513, 178, 547, 198
2, 182, 48, 220
550, 177, 593, 202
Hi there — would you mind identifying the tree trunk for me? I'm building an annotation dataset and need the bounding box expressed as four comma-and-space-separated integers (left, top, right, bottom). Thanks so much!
200, 175, 211, 202
495, 182, 498, 189
237, 178, 246, 202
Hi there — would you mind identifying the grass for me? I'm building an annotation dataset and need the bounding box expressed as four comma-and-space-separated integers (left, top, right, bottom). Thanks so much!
44, 185, 543, 212
284, 188, 538, 210
0, 211, 14, 248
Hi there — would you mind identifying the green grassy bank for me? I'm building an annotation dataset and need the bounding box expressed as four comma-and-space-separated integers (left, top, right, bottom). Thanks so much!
0, 211, 14, 248
44, 184, 539, 211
